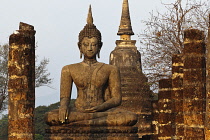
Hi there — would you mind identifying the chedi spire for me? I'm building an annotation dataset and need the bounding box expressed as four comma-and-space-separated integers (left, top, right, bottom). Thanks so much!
87, 5, 93, 24
117, 0, 134, 36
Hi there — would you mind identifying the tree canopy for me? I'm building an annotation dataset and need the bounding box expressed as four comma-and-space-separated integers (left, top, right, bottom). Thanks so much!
140, 0, 209, 92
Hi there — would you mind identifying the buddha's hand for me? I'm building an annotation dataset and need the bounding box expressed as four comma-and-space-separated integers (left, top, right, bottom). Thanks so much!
85, 105, 103, 113
59, 106, 69, 123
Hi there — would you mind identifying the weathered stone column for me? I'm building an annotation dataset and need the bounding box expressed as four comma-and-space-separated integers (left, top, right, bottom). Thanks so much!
182, 29, 206, 139
8, 22, 36, 140
171, 54, 184, 139
157, 79, 173, 140
205, 14, 210, 139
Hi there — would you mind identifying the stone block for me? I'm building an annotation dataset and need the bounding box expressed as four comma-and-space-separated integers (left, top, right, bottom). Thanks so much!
184, 29, 204, 39
158, 125, 172, 137
174, 113, 184, 124
158, 113, 172, 124
172, 54, 183, 64
158, 90, 172, 99
183, 113, 204, 126
184, 127, 204, 138
183, 100, 205, 112
158, 101, 172, 111
172, 78, 183, 88
172, 90, 183, 99
183, 69, 205, 82
172, 66, 183, 74
183, 43, 205, 54
159, 79, 172, 89
152, 112, 159, 121
150, 135, 158, 140
183, 86, 205, 99
174, 100, 183, 112
176, 126, 184, 136
183, 56, 205, 69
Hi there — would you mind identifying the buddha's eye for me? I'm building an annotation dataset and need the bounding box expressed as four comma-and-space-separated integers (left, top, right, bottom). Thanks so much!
83, 43, 89, 46
91, 43, 97, 47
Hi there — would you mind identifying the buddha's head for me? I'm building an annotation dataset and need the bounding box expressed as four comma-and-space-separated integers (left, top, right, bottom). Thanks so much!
78, 5, 103, 59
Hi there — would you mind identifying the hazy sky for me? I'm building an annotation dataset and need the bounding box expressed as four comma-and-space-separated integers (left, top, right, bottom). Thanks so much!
0, 0, 196, 108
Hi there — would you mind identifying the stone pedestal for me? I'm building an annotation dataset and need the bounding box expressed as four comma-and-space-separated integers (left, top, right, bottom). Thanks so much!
45, 126, 138, 140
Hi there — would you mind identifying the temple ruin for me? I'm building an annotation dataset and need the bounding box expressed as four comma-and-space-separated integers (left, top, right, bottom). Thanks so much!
6, 0, 210, 140
151, 28, 210, 139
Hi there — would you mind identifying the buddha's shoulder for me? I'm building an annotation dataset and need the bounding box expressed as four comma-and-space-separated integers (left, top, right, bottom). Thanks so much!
100, 63, 119, 71
61, 63, 83, 70
61, 62, 119, 71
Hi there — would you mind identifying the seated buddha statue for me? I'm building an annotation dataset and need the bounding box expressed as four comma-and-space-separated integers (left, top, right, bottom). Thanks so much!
45, 6, 137, 126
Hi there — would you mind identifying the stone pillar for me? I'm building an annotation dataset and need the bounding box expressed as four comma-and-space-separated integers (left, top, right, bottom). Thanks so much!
171, 54, 184, 139
157, 79, 173, 140
205, 14, 210, 139
8, 22, 36, 140
182, 29, 206, 139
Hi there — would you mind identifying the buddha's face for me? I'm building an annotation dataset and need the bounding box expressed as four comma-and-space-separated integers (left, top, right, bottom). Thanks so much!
80, 37, 99, 59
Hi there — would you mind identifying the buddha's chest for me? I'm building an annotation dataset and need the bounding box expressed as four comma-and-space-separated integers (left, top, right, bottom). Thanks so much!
71, 64, 109, 89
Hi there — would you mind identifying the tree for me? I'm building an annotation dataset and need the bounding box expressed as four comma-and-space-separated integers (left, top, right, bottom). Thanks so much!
0, 44, 52, 112
0, 44, 9, 112
35, 102, 60, 138
0, 114, 8, 139
139, 0, 209, 92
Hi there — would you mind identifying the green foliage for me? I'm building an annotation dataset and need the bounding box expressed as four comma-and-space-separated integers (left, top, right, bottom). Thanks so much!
0, 114, 8, 139
35, 102, 60, 136
0, 100, 76, 138
35, 134, 44, 140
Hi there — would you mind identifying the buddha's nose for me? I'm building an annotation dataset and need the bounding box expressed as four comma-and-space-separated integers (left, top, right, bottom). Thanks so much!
87, 45, 93, 51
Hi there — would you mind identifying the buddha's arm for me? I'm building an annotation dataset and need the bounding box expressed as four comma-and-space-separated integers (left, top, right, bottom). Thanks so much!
59, 65, 73, 123
86, 66, 121, 112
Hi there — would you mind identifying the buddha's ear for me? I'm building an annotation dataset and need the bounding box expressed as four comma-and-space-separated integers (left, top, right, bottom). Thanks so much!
78, 42, 83, 59
101, 42, 103, 48
80, 52, 83, 59
78, 42, 80, 49
97, 42, 102, 58
97, 48, 101, 58
97, 51, 100, 58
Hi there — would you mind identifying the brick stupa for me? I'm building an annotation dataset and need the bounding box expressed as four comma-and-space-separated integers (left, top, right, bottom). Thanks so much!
109, 0, 152, 137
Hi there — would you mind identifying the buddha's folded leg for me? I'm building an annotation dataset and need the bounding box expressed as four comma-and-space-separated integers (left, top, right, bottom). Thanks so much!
44, 109, 110, 125
68, 111, 137, 126
45, 108, 137, 126
68, 111, 109, 122
45, 109, 60, 126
